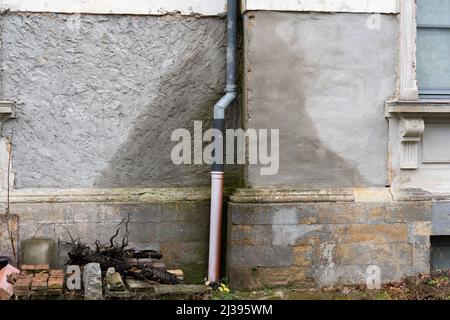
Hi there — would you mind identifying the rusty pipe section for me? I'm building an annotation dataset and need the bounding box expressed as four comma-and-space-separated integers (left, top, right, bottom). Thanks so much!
207, 0, 238, 284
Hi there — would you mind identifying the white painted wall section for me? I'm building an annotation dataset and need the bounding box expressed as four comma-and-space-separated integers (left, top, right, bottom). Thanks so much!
0, 0, 400, 16
242, 0, 400, 14
0, 0, 227, 16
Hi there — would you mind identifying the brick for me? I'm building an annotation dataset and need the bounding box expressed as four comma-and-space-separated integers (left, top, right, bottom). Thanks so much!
14, 277, 32, 290
19, 273, 33, 279
20, 265, 35, 273
31, 279, 48, 291
0, 264, 20, 295
34, 273, 49, 281
0, 288, 12, 300
49, 269, 65, 277
35, 264, 50, 273
48, 276, 64, 289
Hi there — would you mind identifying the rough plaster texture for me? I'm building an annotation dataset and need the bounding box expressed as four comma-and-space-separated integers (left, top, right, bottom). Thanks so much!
228, 201, 436, 288
10, 201, 210, 283
1, 13, 240, 188
244, 12, 397, 188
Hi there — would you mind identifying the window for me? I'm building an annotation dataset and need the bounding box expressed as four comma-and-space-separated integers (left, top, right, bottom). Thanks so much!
416, 0, 450, 99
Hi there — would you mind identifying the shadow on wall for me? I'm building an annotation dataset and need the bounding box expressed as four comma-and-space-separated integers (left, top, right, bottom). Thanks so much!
245, 12, 395, 188
94, 19, 241, 188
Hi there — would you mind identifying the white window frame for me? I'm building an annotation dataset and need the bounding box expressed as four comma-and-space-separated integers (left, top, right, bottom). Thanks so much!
400, 0, 419, 101
400, 0, 450, 100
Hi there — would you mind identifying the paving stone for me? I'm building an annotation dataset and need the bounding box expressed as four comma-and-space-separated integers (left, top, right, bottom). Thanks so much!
125, 278, 158, 293
154, 284, 209, 297
105, 272, 126, 292
83, 263, 103, 300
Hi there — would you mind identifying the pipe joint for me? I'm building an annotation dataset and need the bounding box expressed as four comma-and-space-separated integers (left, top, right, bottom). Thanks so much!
213, 91, 237, 120
225, 84, 237, 93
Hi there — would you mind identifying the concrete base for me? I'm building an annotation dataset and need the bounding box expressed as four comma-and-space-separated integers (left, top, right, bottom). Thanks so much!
0, 192, 211, 284
226, 188, 445, 289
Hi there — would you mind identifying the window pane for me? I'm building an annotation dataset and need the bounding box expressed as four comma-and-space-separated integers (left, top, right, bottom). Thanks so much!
417, 0, 450, 26
417, 28, 450, 90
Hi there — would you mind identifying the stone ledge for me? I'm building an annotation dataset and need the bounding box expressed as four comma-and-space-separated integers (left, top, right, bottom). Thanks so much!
0, 187, 211, 204
0, 101, 15, 123
386, 100, 450, 117
229, 188, 355, 203
392, 189, 450, 201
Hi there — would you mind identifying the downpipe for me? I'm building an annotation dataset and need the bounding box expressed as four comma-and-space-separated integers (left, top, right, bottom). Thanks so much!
208, 0, 238, 284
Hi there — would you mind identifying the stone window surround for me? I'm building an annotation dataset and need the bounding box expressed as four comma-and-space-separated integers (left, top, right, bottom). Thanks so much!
387, 1, 450, 193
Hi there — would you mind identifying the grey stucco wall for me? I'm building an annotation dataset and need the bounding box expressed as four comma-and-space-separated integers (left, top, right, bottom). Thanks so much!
1, 13, 240, 188
244, 12, 398, 188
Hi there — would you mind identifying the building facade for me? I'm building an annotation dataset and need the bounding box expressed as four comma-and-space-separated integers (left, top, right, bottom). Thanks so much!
0, 0, 449, 288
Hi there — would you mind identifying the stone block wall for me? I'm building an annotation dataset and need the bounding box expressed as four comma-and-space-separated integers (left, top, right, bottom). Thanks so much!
227, 199, 436, 288
9, 201, 210, 284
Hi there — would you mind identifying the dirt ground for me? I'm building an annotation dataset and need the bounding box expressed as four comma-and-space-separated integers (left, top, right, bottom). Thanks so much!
208, 272, 450, 300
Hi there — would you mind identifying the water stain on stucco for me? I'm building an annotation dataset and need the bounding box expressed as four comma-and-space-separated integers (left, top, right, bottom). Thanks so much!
245, 12, 376, 188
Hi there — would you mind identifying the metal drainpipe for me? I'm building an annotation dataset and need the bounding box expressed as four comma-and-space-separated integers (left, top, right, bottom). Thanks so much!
208, 0, 238, 284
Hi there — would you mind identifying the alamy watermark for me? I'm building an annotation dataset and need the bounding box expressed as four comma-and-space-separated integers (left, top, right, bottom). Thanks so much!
170, 121, 280, 175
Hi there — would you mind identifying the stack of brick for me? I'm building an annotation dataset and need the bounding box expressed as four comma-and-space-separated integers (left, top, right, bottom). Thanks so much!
13, 274, 33, 299
0, 264, 20, 300
31, 272, 49, 300
13, 264, 65, 300
47, 270, 64, 300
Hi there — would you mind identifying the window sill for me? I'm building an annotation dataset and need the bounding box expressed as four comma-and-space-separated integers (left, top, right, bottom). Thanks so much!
0, 101, 15, 123
386, 100, 450, 117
